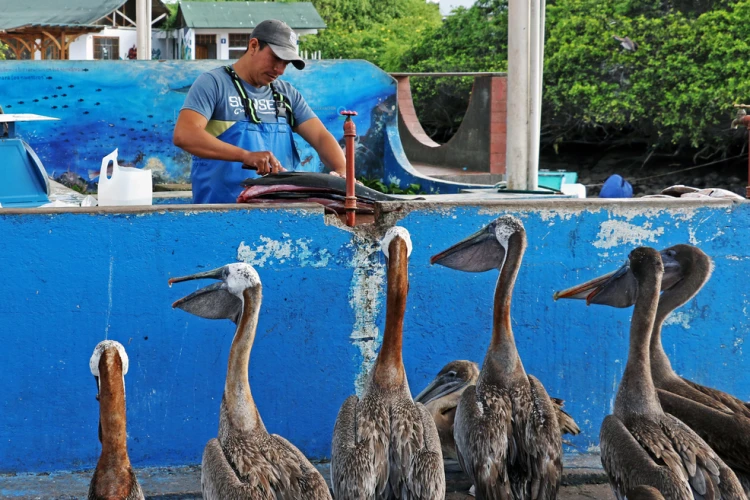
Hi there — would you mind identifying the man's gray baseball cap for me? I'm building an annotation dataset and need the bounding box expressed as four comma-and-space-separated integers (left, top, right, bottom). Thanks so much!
251, 19, 305, 70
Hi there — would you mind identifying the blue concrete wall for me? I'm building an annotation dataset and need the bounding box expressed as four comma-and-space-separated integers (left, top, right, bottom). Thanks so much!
1, 199, 748, 473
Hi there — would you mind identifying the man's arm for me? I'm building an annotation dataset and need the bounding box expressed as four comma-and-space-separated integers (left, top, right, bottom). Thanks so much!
172, 109, 283, 174
295, 118, 346, 176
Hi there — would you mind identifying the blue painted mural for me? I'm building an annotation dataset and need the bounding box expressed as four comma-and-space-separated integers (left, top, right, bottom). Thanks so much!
1, 199, 748, 474
1, 60, 502, 195
0, 60, 395, 186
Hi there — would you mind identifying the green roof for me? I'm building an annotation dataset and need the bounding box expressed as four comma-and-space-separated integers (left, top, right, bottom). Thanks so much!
179, 2, 326, 30
0, 0, 124, 30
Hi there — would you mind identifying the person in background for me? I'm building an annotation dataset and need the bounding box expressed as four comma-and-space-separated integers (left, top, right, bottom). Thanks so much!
173, 19, 346, 204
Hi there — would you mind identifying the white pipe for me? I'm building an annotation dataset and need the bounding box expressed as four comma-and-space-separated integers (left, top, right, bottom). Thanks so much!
506, 0, 530, 190
527, 0, 543, 191
136, 0, 152, 60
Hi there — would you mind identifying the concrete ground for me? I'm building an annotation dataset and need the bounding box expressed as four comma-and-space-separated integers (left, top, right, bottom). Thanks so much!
1, 454, 613, 499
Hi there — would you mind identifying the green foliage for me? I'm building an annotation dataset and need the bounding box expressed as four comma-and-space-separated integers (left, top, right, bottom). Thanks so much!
544, 0, 750, 152
398, 0, 509, 142
358, 177, 424, 194
293, 0, 441, 71
162, 3, 180, 31
0, 41, 7, 61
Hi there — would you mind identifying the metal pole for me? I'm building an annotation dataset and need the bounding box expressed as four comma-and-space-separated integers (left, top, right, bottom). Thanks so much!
527, 0, 545, 191
506, 0, 530, 190
136, 0, 152, 60
341, 111, 358, 226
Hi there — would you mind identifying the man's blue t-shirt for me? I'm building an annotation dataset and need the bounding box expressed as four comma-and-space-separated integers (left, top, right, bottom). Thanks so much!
181, 67, 317, 203
181, 67, 316, 127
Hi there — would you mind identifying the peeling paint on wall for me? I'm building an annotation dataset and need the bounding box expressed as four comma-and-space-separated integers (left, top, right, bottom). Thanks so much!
346, 235, 386, 397
593, 220, 665, 249
664, 311, 692, 329
237, 236, 332, 268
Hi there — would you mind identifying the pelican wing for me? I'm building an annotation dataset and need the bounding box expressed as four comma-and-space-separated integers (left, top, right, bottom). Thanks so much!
599, 416, 691, 499
269, 434, 332, 499
660, 413, 745, 499
389, 400, 424, 498
454, 385, 513, 499
526, 376, 563, 499
682, 378, 750, 419
659, 389, 750, 474
405, 403, 446, 499
550, 397, 581, 436
201, 438, 276, 500
331, 395, 382, 499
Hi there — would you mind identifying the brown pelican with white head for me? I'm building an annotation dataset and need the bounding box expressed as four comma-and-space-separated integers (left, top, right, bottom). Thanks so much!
415, 360, 579, 462
330, 226, 445, 499
555, 246, 746, 499
170, 263, 331, 499
556, 243, 750, 493
88, 340, 144, 500
430, 215, 562, 499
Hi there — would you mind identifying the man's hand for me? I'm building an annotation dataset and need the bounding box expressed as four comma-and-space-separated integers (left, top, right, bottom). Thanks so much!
242, 151, 286, 175
329, 171, 363, 185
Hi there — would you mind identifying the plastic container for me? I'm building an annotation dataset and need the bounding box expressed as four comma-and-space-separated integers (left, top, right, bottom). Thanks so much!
97, 149, 152, 206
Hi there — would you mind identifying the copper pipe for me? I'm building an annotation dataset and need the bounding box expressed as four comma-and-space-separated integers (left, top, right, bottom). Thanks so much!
341, 110, 358, 226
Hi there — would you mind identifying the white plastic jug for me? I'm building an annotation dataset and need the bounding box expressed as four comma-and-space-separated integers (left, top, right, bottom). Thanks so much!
97, 149, 153, 206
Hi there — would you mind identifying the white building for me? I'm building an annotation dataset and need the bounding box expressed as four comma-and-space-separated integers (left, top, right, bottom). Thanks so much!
0, 0, 169, 60
173, 1, 325, 61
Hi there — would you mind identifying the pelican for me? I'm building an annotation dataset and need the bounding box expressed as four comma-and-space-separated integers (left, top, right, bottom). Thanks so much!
330, 226, 445, 499
555, 247, 745, 498
88, 340, 144, 500
414, 361, 479, 461
431, 215, 562, 499
170, 263, 331, 499
556, 243, 750, 493
415, 361, 579, 461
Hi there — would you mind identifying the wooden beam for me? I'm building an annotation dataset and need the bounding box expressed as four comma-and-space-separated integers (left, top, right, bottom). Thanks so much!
7, 35, 33, 55
41, 30, 62, 52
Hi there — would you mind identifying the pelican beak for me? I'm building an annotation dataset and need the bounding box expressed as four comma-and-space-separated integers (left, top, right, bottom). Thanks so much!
414, 374, 471, 405
94, 375, 100, 401
169, 267, 226, 309
171, 281, 226, 309
660, 249, 683, 291
553, 270, 617, 302
169, 266, 243, 323
168, 266, 224, 286
430, 225, 504, 272
554, 260, 638, 308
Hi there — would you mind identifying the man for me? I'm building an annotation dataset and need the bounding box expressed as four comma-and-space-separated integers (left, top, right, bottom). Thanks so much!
173, 19, 346, 204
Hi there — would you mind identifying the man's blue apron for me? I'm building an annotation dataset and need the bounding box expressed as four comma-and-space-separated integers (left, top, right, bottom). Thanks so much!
191, 119, 299, 204
191, 67, 300, 204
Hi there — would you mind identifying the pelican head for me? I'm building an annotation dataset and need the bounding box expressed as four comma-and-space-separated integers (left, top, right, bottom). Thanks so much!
90, 340, 129, 396
169, 263, 260, 324
554, 246, 669, 308
381, 226, 413, 261
414, 360, 479, 404
430, 215, 524, 272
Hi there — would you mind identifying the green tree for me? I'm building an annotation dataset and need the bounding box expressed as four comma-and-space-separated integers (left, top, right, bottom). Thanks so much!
293, 0, 441, 71
399, 0, 509, 141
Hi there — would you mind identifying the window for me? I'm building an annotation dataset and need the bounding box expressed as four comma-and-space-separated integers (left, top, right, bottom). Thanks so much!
94, 37, 119, 60
228, 33, 250, 60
